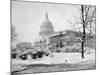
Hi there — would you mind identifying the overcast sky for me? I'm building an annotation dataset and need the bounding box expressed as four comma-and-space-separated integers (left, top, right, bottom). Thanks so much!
12, 1, 81, 43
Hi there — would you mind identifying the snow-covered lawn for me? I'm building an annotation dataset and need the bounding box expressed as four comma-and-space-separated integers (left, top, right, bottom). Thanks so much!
12, 49, 95, 65
11, 48, 95, 73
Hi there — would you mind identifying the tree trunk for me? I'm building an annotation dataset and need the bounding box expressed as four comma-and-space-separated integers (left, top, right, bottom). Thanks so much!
81, 5, 86, 59
81, 40, 84, 58
81, 24, 85, 58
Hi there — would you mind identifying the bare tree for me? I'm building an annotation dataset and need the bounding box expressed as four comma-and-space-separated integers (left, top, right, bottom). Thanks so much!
66, 5, 96, 58
11, 24, 17, 42
80, 5, 96, 58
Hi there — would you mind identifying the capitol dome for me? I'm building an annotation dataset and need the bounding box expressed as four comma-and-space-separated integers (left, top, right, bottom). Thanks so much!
39, 13, 54, 36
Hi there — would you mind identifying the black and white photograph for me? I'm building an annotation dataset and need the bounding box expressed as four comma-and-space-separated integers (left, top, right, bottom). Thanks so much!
11, 0, 96, 74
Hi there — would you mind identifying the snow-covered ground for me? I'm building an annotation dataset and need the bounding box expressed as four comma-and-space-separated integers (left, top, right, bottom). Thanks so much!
12, 48, 95, 65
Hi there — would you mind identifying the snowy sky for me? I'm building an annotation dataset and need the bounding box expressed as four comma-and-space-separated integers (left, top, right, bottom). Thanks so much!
12, 1, 81, 43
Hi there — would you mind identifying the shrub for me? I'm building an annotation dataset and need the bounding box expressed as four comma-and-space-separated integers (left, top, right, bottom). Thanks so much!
37, 51, 45, 58
31, 53, 37, 59
11, 53, 17, 59
19, 54, 28, 60
45, 53, 49, 56
56, 49, 61, 53
65, 48, 69, 53
37, 52, 43, 58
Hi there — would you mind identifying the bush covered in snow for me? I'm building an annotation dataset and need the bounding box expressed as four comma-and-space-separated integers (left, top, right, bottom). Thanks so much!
11, 52, 18, 59
19, 53, 28, 60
